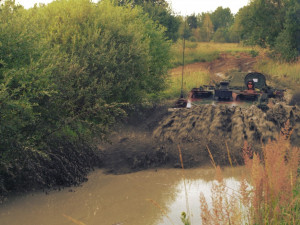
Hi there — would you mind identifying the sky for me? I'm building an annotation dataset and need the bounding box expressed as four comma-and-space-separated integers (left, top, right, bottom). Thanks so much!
16, 0, 250, 15
166, 0, 250, 15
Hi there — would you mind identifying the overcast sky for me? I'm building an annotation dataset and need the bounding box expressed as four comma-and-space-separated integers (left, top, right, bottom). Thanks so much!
17, 0, 250, 15
166, 0, 250, 15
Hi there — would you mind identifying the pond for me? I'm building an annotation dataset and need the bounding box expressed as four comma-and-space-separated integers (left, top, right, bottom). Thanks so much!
0, 166, 245, 225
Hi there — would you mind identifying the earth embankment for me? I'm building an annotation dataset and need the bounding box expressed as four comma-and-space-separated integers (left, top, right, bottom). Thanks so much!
101, 103, 300, 173
153, 103, 300, 166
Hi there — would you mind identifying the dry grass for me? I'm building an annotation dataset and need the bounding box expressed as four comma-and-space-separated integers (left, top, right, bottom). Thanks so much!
254, 58, 300, 88
240, 136, 299, 224
199, 166, 242, 225
199, 122, 300, 225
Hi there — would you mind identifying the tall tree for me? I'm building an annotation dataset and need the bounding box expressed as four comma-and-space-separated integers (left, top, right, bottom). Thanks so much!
118, 0, 180, 41
210, 7, 234, 32
236, 0, 286, 48
235, 0, 299, 61
275, 0, 300, 61
202, 13, 214, 41
187, 13, 198, 29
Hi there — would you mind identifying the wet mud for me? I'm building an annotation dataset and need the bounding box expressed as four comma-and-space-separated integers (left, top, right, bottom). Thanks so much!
101, 102, 300, 173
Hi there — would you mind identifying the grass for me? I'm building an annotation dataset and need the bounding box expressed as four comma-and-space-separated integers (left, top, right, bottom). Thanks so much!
195, 123, 300, 225
162, 69, 211, 99
170, 41, 262, 67
254, 58, 300, 89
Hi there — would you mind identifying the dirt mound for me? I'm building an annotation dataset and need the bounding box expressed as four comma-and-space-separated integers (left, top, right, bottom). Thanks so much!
153, 103, 300, 165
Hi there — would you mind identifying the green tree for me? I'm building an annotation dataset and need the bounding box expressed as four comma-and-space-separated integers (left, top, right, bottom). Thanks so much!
118, 0, 180, 41
213, 27, 228, 43
201, 13, 214, 42
196, 12, 209, 28
275, 0, 300, 61
178, 17, 192, 40
236, 0, 286, 48
236, 0, 299, 61
187, 13, 197, 29
210, 7, 234, 32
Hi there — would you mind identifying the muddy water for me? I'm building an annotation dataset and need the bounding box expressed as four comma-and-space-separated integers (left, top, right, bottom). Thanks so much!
0, 167, 245, 225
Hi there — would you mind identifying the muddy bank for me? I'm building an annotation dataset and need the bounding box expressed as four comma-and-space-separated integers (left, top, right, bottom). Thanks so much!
100, 102, 300, 173
2, 102, 299, 196
99, 104, 170, 174
0, 139, 102, 196
153, 103, 300, 165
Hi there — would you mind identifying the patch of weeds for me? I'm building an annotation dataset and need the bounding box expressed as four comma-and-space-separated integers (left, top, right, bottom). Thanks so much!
250, 50, 259, 57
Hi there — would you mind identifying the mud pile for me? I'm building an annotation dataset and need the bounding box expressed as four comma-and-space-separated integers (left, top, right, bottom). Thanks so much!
153, 103, 300, 166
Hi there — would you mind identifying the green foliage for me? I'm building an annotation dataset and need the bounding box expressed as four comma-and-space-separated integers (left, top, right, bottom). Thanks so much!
210, 7, 234, 32
212, 28, 228, 43
180, 212, 191, 225
201, 14, 214, 42
187, 14, 197, 29
236, 0, 286, 48
274, 0, 300, 61
118, 0, 180, 41
235, 0, 299, 61
0, 0, 171, 193
185, 8, 236, 43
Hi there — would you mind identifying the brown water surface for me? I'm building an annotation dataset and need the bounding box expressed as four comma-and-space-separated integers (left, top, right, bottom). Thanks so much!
0, 166, 245, 225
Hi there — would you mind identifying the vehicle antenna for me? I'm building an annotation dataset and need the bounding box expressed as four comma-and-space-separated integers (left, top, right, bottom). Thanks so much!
180, 18, 186, 98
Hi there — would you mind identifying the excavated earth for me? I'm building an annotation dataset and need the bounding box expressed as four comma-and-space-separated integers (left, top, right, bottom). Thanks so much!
100, 102, 300, 173
153, 103, 300, 166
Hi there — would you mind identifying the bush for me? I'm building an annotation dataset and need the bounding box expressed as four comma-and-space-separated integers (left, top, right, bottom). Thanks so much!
0, 0, 171, 193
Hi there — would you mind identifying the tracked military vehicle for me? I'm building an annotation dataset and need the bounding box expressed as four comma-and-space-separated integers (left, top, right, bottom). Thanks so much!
174, 72, 285, 108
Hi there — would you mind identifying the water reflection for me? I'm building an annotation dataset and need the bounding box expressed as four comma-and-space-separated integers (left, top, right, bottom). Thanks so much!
0, 166, 245, 225
157, 177, 241, 225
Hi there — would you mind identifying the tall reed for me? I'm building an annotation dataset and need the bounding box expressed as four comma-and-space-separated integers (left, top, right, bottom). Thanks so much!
200, 124, 299, 224
242, 135, 300, 224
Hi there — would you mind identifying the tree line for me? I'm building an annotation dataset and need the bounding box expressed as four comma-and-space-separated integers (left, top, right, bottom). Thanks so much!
183, 0, 300, 61
126, 0, 299, 61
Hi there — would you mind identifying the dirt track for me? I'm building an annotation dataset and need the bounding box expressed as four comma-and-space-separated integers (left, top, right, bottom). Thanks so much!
170, 52, 260, 84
